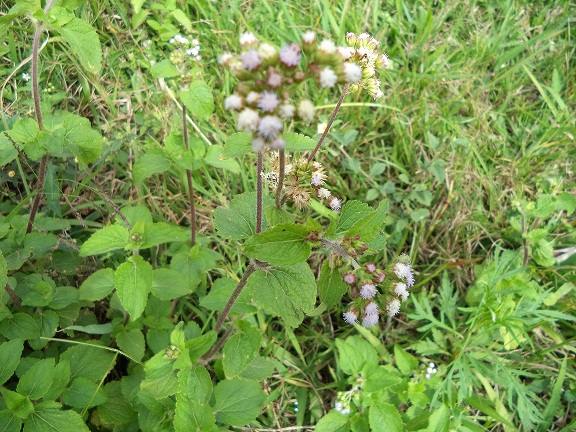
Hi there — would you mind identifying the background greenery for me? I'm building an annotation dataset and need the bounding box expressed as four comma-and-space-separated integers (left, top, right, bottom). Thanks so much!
1, 0, 575, 430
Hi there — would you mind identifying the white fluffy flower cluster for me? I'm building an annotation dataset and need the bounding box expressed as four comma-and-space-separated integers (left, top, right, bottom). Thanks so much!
345, 32, 389, 99
169, 34, 201, 62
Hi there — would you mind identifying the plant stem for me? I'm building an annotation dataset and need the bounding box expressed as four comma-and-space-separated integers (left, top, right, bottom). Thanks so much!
214, 262, 256, 333
275, 149, 285, 208
202, 324, 236, 361
182, 106, 196, 247
26, 0, 54, 234
321, 238, 360, 270
307, 83, 349, 163
256, 152, 263, 233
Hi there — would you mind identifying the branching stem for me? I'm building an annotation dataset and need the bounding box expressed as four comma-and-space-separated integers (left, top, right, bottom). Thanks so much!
214, 262, 256, 333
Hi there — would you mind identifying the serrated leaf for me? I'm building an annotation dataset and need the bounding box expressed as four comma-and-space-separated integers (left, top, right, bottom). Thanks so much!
60, 344, 116, 381
45, 112, 103, 163
369, 403, 402, 432
334, 200, 373, 235
17, 358, 55, 400
66, 323, 113, 334
0, 313, 40, 340
0, 339, 24, 386
174, 393, 215, 432
347, 199, 389, 243
315, 411, 350, 432
151, 268, 190, 300
244, 224, 311, 266
245, 263, 316, 327
364, 366, 402, 393
213, 192, 271, 240
284, 132, 317, 151
132, 151, 171, 184
24, 406, 89, 431
0, 411, 21, 432
200, 277, 256, 314
318, 260, 348, 308
0, 133, 18, 166
78, 268, 115, 301
239, 356, 276, 381
180, 81, 214, 120
223, 328, 261, 378
204, 145, 241, 173
80, 224, 129, 256
115, 255, 153, 320
178, 366, 212, 403
97, 381, 137, 426
223, 132, 252, 157
57, 17, 102, 73
213, 379, 265, 425
150, 59, 181, 78
1, 388, 34, 419
336, 336, 379, 375
394, 345, 418, 375
0, 251, 7, 297
62, 377, 108, 408
170, 8, 192, 31
116, 328, 145, 362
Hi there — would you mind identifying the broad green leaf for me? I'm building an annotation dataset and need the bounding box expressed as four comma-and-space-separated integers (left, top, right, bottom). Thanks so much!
264, 205, 296, 226
315, 411, 350, 432
60, 344, 116, 381
285, 132, 317, 151
121, 204, 153, 226
333, 200, 373, 235
21, 280, 54, 307
151, 268, 190, 300
57, 17, 102, 73
223, 132, 251, 157
369, 403, 402, 432
23, 232, 57, 256
394, 345, 418, 375
556, 192, 575, 215
170, 8, 192, 31
180, 81, 214, 120
80, 224, 129, 256
410, 208, 430, 223
245, 263, 316, 327
223, 328, 261, 378
318, 260, 348, 308
66, 323, 113, 334
17, 358, 55, 400
213, 192, 271, 240
7, 118, 42, 160
533, 239, 555, 267
142, 222, 189, 248
174, 393, 215, 432
204, 145, 241, 173
0, 410, 21, 432
140, 374, 178, 400
364, 366, 402, 393
0, 251, 7, 294
116, 328, 145, 362
170, 253, 203, 293
0, 339, 24, 386
49, 286, 78, 309
43, 361, 71, 404
0, 388, 33, 419
239, 356, 276, 381
0, 313, 40, 340
115, 255, 153, 320
132, 151, 171, 184
543, 282, 574, 306
62, 377, 108, 408
347, 199, 389, 243
97, 381, 137, 426
78, 268, 115, 301
178, 366, 212, 403
423, 403, 450, 432
0, 133, 17, 166
23, 406, 89, 431
186, 330, 217, 362
336, 336, 379, 375
200, 277, 256, 314
244, 224, 311, 266
213, 379, 265, 426
150, 59, 181, 78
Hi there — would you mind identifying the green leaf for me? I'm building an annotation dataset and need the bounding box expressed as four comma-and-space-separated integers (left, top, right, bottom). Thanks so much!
423, 403, 450, 432
142, 222, 189, 248
0, 251, 7, 292
17, 358, 55, 400
364, 366, 402, 393
180, 81, 214, 120
66, 323, 113, 334
0, 133, 18, 166
7, 118, 43, 160
132, 151, 171, 184
543, 282, 574, 306
336, 336, 378, 375
0, 339, 24, 386
170, 253, 202, 293
115, 255, 153, 320
315, 411, 350, 432
213, 378, 265, 426
347, 199, 389, 243
0, 313, 40, 340
0, 410, 21, 432
223, 327, 261, 378
151, 268, 190, 300
540, 358, 567, 432
264, 205, 296, 226
369, 403, 402, 432
150, 59, 181, 78
223, 132, 252, 157
78, 268, 115, 301
140, 373, 178, 400
213, 192, 271, 240
556, 192, 576, 215
170, 8, 193, 31
178, 366, 212, 403
62, 377, 108, 408
200, 277, 256, 314
204, 145, 241, 173
57, 17, 102, 73
186, 330, 217, 362
116, 328, 145, 362
244, 224, 311, 266
246, 263, 316, 327
97, 381, 137, 426
60, 344, 116, 381
24, 406, 89, 431
394, 345, 418, 375
284, 132, 317, 151
0, 388, 34, 419
45, 112, 103, 163
174, 393, 215, 432
410, 208, 430, 223
318, 260, 348, 308
80, 224, 129, 256
533, 239, 555, 267
334, 200, 373, 235
239, 356, 276, 381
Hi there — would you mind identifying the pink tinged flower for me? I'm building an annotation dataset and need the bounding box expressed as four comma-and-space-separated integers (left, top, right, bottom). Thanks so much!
365, 302, 378, 315
317, 188, 331, 199
302, 31, 316, 44
362, 312, 379, 328
219, 52, 234, 66
270, 137, 285, 150
394, 262, 414, 287
365, 262, 376, 274
252, 137, 265, 152
394, 282, 410, 302
310, 173, 324, 186
224, 94, 244, 111
374, 271, 386, 284
236, 108, 259, 132
343, 62, 362, 83
360, 282, 377, 299
267, 70, 283, 88
258, 91, 280, 112
318, 39, 337, 54
297, 100, 315, 123
376, 53, 390, 69
246, 91, 261, 105
343, 310, 358, 325
279, 44, 301, 67
319, 67, 338, 88
240, 50, 262, 71
258, 115, 283, 140
345, 32, 357, 45
343, 272, 356, 285
278, 104, 295, 118
240, 32, 258, 47
329, 197, 342, 211
386, 298, 401, 317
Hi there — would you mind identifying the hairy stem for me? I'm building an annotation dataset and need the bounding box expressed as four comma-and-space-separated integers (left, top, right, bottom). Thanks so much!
321, 238, 360, 269
202, 324, 236, 361
307, 83, 350, 163
182, 106, 196, 247
256, 152, 263, 233
275, 149, 285, 208
214, 262, 256, 333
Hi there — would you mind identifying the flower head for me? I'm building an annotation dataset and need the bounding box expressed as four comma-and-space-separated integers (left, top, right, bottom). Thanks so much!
236, 108, 260, 132
343, 272, 356, 286
258, 91, 281, 112
319, 67, 338, 88
240, 32, 258, 48
328, 196, 342, 211
279, 43, 301, 67
394, 260, 414, 287
224, 94, 244, 111
258, 115, 283, 139
365, 302, 378, 315
240, 50, 262, 71
297, 100, 315, 123
278, 104, 295, 118
343, 62, 362, 83
386, 298, 401, 317
360, 282, 377, 299
317, 188, 331, 199
302, 31, 316, 44
394, 282, 410, 302
343, 310, 358, 325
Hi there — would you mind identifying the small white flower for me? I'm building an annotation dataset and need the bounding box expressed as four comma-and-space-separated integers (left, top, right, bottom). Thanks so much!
267, 71, 283, 88
425, 373, 431, 380
343, 62, 362, 83
310, 173, 324, 187
302, 31, 316, 44
394, 282, 409, 302
297, 100, 315, 123
337, 46, 354, 60
240, 50, 262, 71
319, 67, 338, 88
365, 263, 376, 274
258, 91, 280, 112
246, 91, 261, 105
279, 44, 301, 67
236, 108, 260, 132
318, 39, 337, 54
343, 310, 357, 324
365, 302, 378, 315
342, 272, 356, 285
329, 197, 342, 211
258, 43, 278, 61
317, 122, 327, 134
219, 52, 234, 66
386, 298, 401, 317
240, 32, 258, 47
394, 261, 414, 287
360, 282, 377, 299
258, 116, 283, 140
224, 94, 244, 111
278, 104, 295, 119
362, 313, 379, 328
21, 72, 31, 82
